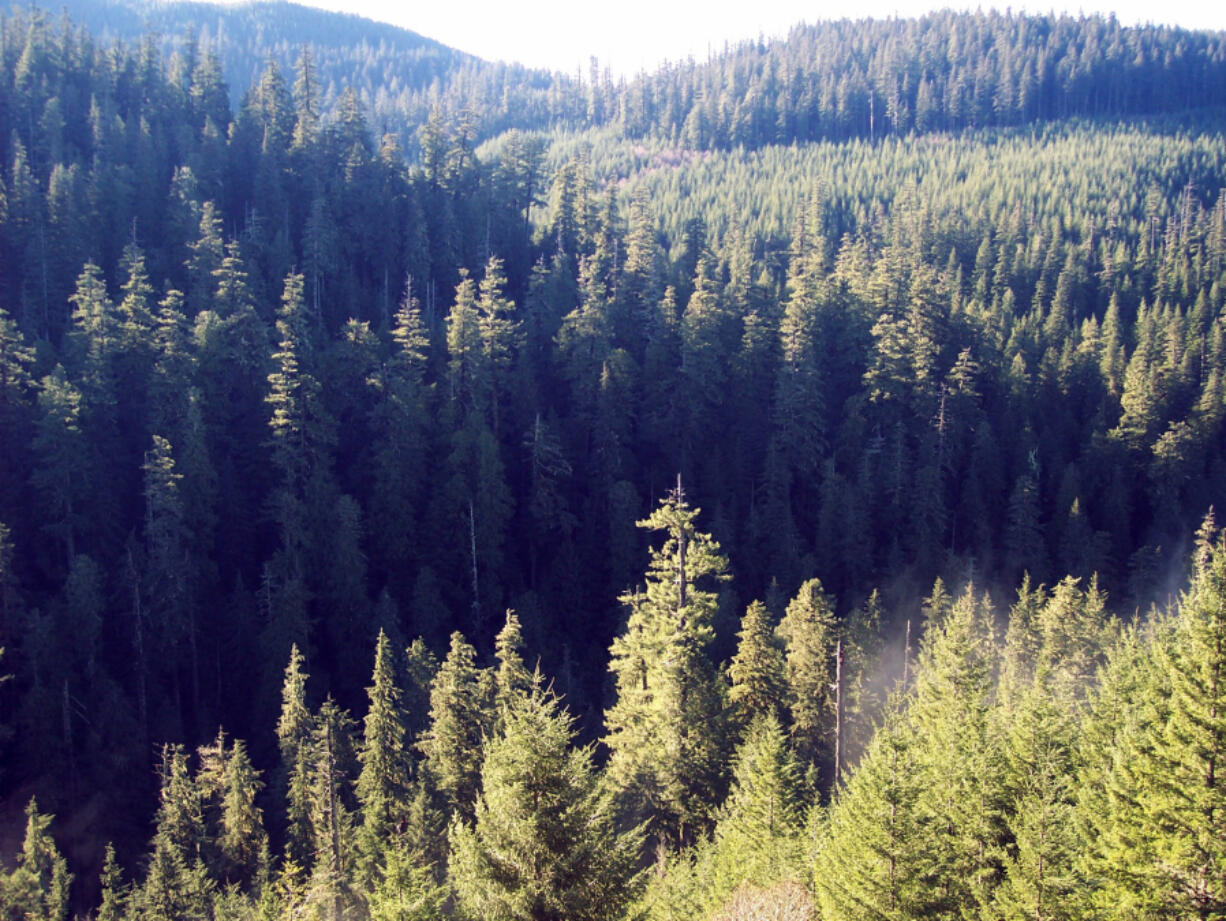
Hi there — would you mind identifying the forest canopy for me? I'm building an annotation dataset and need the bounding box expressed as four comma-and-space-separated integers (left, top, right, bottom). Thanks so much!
0, 3, 1225, 919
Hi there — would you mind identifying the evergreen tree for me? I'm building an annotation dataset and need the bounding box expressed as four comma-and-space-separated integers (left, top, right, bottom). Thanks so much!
0, 799, 71, 921
710, 714, 807, 892
277, 644, 316, 868
96, 843, 128, 921
356, 629, 412, 884
1090, 528, 1226, 918
776, 579, 837, 773
306, 697, 359, 920
367, 842, 447, 921
450, 675, 641, 921
604, 479, 731, 847
728, 601, 787, 728
494, 609, 532, 714
417, 632, 493, 819
813, 704, 925, 921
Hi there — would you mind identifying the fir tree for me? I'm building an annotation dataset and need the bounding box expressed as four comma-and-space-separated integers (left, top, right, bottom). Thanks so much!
728, 601, 787, 728
417, 632, 493, 819
450, 675, 642, 921
356, 629, 412, 884
604, 478, 731, 847
776, 579, 837, 773
277, 644, 316, 868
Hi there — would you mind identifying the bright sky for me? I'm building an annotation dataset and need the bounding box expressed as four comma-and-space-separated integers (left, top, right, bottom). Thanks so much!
278, 0, 1226, 76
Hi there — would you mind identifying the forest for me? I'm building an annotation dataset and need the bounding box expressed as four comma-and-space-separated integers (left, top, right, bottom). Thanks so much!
0, 2, 1225, 919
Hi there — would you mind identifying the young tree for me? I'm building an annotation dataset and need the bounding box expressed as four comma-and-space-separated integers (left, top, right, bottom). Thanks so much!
775, 579, 838, 773
728, 601, 787, 728
494, 610, 531, 715
356, 629, 412, 883
0, 799, 72, 921
450, 676, 642, 921
417, 632, 493, 819
277, 644, 316, 868
813, 705, 925, 921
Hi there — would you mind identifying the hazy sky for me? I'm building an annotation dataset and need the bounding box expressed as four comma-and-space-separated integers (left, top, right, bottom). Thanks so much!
265, 0, 1226, 75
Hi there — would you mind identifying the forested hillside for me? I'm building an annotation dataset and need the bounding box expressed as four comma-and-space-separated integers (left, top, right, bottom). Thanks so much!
1, 4, 1226, 919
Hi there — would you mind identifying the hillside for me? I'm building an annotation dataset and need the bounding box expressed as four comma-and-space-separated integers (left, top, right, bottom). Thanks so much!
0, 4, 1225, 920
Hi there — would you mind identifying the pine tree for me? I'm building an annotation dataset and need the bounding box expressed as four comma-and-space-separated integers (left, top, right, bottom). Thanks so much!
728, 601, 787, 728
0, 799, 72, 921
908, 587, 1006, 918
367, 841, 447, 921
277, 644, 316, 868
267, 271, 335, 575
604, 479, 731, 847
494, 610, 532, 712
446, 270, 488, 415
450, 675, 642, 921
356, 629, 412, 884
417, 632, 493, 819
307, 697, 359, 919
96, 843, 128, 921
710, 714, 807, 893
992, 685, 1080, 921
814, 704, 925, 921
31, 365, 86, 563
1090, 529, 1226, 918
776, 579, 837, 772
477, 256, 520, 436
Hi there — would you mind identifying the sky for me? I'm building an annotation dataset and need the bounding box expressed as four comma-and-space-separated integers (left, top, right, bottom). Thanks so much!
263, 0, 1226, 76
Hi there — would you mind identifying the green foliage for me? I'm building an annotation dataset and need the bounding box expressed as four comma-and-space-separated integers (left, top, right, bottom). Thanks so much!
604, 482, 731, 846
450, 676, 641, 921
277, 644, 317, 868
367, 844, 446, 921
417, 632, 493, 819
4, 9, 1226, 921
775, 579, 837, 773
1083, 526, 1226, 919
356, 630, 412, 884
0, 800, 71, 921
728, 601, 787, 728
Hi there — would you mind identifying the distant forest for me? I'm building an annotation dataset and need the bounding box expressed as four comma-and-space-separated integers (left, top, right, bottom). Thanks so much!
1, 4, 1226, 920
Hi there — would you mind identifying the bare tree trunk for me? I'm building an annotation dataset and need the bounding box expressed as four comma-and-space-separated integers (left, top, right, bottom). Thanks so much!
834, 639, 845, 787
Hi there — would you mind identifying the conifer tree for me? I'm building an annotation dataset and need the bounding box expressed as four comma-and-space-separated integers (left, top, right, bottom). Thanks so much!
0, 799, 72, 921
993, 685, 1080, 921
417, 632, 493, 819
494, 610, 531, 714
604, 479, 731, 846
140, 748, 214, 921
31, 365, 86, 563
277, 644, 316, 868
356, 629, 412, 884
218, 738, 267, 890
710, 714, 807, 895
814, 704, 925, 921
450, 675, 641, 921
908, 587, 1006, 918
367, 286, 431, 598
728, 601, 787, 728
477, 256, 520, 436
367, 841, 447, 921
96, 843, 128, 921
1089, 525, 1226, 919
307, 697, 359, 920
446, 270, 487, 414
776, 579, 837, 772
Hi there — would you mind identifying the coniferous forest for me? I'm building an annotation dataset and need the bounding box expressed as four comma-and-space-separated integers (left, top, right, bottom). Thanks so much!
2, 2, 1226, 919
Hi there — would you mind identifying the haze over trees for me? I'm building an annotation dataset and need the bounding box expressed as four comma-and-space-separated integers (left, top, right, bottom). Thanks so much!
0, 2, 1225, 919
